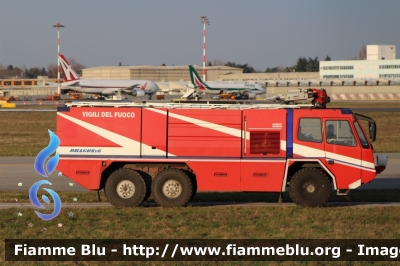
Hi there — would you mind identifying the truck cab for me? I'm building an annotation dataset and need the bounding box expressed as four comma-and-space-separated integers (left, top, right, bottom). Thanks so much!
287, 108, 387, 205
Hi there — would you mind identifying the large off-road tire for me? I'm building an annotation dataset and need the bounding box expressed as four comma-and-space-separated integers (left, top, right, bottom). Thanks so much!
183, 170, 198, 200
105, 168, 148, 207
289, 168, 332, 207
136, 170, 153, 202
152, 169, 193, 207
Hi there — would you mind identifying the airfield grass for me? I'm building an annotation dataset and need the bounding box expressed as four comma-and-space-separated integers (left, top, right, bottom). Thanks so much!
357, 112, 400, 152
0, 111, 56, 156
1, 205, 400, 266
0, 190, 400, 204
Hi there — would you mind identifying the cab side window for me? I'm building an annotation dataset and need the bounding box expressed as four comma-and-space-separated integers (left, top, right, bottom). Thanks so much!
325, 120, 356, 146
298, 118, 322, 142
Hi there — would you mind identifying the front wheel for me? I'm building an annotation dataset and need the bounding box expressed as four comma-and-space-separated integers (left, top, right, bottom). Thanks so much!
289, 168, 332, 207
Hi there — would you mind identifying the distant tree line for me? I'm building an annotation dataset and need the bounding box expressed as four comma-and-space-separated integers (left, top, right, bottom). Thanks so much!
262, 45, 366, 72
266, 55, 331, 73
295, 56, 320, 72
207, 56, 331, 74
224, 62, 256, 73
0, 57, 85, 79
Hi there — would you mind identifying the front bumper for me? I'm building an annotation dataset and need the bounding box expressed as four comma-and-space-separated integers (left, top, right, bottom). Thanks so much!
375, 154, 388, 174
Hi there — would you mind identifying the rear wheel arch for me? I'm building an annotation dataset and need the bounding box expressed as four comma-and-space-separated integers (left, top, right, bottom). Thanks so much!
100, 162, 126, 191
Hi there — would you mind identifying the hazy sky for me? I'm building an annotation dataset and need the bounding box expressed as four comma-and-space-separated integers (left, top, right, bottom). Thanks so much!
1, 0, 399, 71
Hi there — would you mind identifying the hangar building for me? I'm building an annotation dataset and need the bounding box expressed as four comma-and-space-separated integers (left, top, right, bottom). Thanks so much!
82, 65, 243, 82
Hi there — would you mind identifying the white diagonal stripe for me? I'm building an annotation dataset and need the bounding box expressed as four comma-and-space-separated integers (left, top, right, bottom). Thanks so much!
57, 112, 175, 156
148, 108, 249, 139
294, 143, 375, 170
326, 151, 374, 169
349, 180, 361, 189
293, 143, 325, 157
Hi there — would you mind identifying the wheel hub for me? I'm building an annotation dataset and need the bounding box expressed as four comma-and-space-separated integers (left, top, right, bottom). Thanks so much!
304, 182, 316, 194
162, 179, 182, 199
116, 180, 135, 199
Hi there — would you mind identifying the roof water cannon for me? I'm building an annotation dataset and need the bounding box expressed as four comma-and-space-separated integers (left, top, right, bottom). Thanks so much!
307, 88, 331, 108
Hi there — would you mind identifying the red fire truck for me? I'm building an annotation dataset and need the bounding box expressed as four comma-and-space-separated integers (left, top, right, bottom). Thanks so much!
56, 100, 387, 207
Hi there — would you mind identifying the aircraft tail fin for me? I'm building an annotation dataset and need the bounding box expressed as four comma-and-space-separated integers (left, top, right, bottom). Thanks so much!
188, 65, 208, 91
59, 54, 80, 82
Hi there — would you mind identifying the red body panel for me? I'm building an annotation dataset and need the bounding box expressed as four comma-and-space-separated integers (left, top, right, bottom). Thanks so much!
167, 109, 242, 157
188, 161, 241, 191
57, 160, 103, 190
73, 160, 103, 190
242, 109, 287, 158
359, 124, 377, 184
240, 160, 286, 191
142, 108, 167, 156
240, 110, 287, 191
57, 114, 119, 147
323, 117, 361, 189
66, 107, 142, 140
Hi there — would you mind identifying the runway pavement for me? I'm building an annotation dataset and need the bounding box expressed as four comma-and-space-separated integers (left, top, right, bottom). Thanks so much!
0, 154, 399, 192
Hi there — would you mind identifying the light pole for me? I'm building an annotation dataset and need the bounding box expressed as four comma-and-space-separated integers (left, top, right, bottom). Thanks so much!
53, 23, 64, 94
200, 16, 209, 81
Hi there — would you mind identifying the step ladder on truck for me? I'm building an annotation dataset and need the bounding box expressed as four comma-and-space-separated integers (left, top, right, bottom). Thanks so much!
55, 88, 388, 207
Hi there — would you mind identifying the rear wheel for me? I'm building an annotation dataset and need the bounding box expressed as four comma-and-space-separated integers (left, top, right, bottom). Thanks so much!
136, 170, 153, 203
289, 168, 331, 207
183, 170, 197, 200
152, 169, 193, 207
105, 168, 148, 207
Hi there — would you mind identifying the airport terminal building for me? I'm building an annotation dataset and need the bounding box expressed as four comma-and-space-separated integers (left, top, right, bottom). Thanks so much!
320, 59, 400, 79
320, 45, 400, 79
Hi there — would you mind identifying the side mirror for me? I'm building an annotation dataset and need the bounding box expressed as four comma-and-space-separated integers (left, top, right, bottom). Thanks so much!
369, 121, 376, 142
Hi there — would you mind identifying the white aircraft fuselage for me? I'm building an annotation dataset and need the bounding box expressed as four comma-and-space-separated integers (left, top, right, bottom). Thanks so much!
188, 65, 266, 96
55, 54, 159, 98
62, 79, 159, 96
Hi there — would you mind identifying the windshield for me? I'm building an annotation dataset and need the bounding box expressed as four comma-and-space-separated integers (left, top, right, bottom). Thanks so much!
354, 121, 369, 148
353, 113, 376, 142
